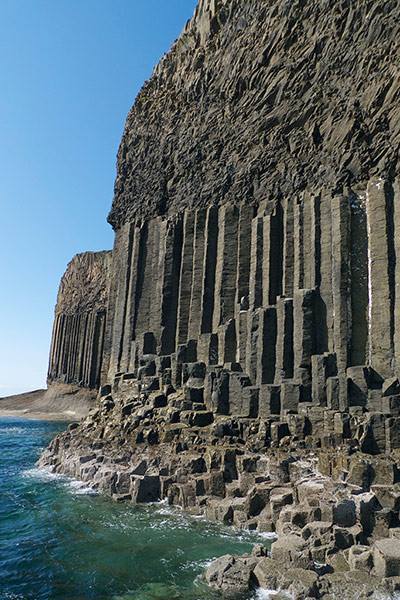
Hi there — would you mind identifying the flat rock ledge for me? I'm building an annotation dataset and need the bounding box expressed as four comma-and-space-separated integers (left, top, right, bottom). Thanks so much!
39, 377, 400, 599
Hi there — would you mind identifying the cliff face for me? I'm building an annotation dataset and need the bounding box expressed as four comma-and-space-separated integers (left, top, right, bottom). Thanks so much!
40, 2, 400, 588
49, 0, 400, 440
48, 251, 111, 389
109, 0, 399, 228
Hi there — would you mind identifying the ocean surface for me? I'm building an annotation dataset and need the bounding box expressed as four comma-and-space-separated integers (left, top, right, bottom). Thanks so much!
0, 417, 270, 600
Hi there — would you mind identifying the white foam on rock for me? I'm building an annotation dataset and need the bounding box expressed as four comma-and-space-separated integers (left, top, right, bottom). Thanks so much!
22, 467, 98, 495
255, 589, 293, 599
67, 479, 98, 495
257, 531, 278, 540
22, 467, 66, 482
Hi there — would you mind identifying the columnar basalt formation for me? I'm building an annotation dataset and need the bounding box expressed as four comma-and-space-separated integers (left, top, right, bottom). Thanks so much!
48, 251, 111, 389
97, 180, 400, 452
40, 0, 400, 596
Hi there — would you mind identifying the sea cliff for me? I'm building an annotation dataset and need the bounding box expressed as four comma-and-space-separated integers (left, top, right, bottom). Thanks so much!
40, 0, 400, 597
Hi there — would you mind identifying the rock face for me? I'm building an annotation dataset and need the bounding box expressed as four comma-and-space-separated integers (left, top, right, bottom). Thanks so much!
93, 0, 400, 440
48, 251, 111, 389
109, 0, 399, 227
49, 0, 400, 425
40, 0, 400, 596
100, 178, 400, 451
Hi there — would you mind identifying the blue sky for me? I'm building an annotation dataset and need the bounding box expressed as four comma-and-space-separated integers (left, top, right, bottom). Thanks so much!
0, 0, 198, 397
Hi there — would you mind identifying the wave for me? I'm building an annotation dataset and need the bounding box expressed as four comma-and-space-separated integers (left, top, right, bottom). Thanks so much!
22, 467, 66, 482
257, 531, 278, 540
67, 479, 98, 495
21, 467, 98, 496
0, 427, 27, 435
255, 590, 293, 600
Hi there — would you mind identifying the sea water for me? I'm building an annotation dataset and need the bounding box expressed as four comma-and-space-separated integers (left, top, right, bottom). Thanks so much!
0, 417, 271, 600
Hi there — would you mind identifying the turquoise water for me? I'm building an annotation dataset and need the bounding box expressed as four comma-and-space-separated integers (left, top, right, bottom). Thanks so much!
0, 418, 265, 600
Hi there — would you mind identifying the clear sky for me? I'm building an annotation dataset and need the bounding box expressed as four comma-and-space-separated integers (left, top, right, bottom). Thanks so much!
0, 0, 198, 397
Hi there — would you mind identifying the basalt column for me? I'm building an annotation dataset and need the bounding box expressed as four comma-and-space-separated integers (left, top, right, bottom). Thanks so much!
159, 217, 184, 355
235, 206, 253, 364
282, 197, 295, 298
394, 180, 400, 376
318, 192, 334, 354
200, 207, 219, 335
366, 179, 395, 378
331, 195, 351, 372
212, 205, 240, 331
176, 211, 196, 346
187, 209, 207, 341
249, 216, 264, 310
109, 222, 136, 377
349, 190, 369, 367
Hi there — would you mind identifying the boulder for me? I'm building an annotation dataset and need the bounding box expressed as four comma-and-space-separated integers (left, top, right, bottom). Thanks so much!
203, 471, 226, 497
190, 410, 214, 427
281, 567, 319, 598
332, 499, 356, 528
383, 377, 400, 397
270, 535, 312, 569
373, 538, 400, 578
204, 554, 257, 595
372, 484, 400, 512
333, 525, 361, 550
320, 570, 386, 599
252, 556, 286, 590
245, 484, 273, 517
348, 545, 373, 573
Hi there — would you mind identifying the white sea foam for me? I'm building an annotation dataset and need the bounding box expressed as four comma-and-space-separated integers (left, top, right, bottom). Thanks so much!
66, 479, 98, 495
189, 557, 214, 570
255, 589, 293, 600
22, 467, 66, 482
22, 467, 97, 495
154, 497, 169, 506
257, 531, 278, 540
0, 426, 26, 435
254, 587, 400, 600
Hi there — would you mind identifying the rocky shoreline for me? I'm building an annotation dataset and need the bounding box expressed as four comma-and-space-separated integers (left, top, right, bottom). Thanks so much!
39, 372, 400, 599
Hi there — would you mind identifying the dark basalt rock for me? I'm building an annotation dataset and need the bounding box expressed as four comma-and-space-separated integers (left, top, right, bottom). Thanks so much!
109, 0, 399, 228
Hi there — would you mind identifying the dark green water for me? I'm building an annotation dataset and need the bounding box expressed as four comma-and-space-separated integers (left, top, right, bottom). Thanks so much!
0, 418, 268, 600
